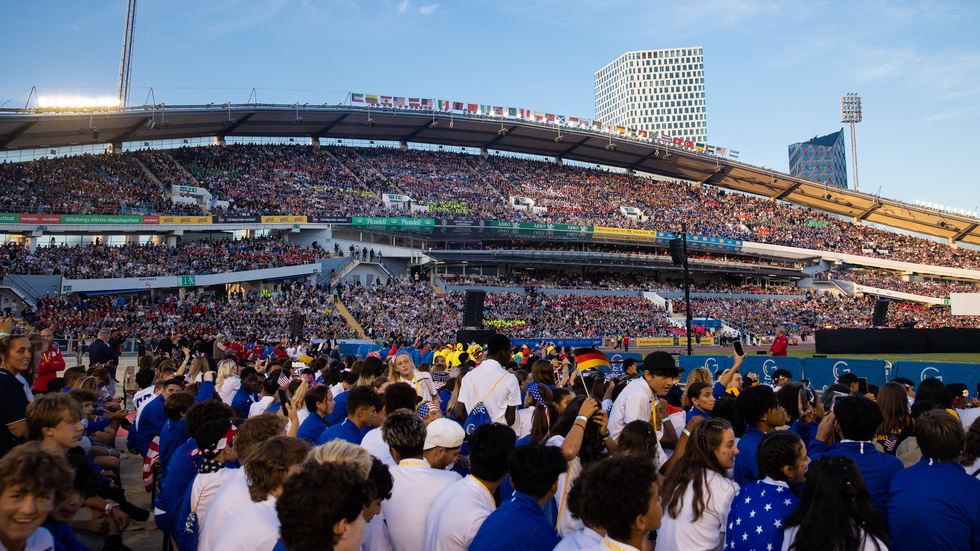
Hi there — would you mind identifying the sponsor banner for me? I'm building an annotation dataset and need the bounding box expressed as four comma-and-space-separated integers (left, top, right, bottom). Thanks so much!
61, 215, 143, 225
141, 215, 160, 224
593, 226, 657, 239
177, 186, 200, 194
678, 336, 716, 345
803, 358, 888, 391
636, 337, 676, 347
351, 217, 435, 227
159, 215, 213, 225
382, 194, 411, 202
510, 338, 604, 349
0, 213, 18, 223
892, 361, 980, 396
490, 221, 592, 233
739, 356, 804, 386
308, 215, 351, 224
214, 215, 261, 224
260, 215, 307, 224
436, 219, 480, 227
679, 355, 734, 379
17, 214, 61, 224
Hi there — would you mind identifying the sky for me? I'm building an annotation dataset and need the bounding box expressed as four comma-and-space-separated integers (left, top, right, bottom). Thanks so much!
3, 0, 979, 211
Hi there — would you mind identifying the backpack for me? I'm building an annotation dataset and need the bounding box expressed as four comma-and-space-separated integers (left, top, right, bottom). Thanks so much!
464, 374, 507, 434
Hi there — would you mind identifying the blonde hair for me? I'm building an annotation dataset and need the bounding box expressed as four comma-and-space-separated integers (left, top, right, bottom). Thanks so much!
215, 359, 239, 389
291, 380, 309, 412
388, 353, 417, 384
188, 356, 208, 382
307, 440, 372, 479
681, 368, 714, 409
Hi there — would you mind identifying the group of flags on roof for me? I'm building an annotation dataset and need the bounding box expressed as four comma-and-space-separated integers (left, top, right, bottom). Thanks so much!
349, 92, 740, 160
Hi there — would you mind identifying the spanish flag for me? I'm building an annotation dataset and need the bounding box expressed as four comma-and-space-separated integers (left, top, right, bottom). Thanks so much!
573, 348, 611, 372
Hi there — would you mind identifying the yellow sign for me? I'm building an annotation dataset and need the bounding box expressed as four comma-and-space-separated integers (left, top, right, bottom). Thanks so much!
678, 336, 715, 345
636, 337, 675, 347
159, 216, 212, 225
593, 226, 656, 237
261, 215, 308, 224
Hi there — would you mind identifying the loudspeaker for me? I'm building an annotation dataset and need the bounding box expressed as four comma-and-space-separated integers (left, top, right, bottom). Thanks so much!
462, 290, 486, 329
668, 239, 685, 265
872, 299, 889, 327
456, 329, 496, 346
289, 313, 306, 339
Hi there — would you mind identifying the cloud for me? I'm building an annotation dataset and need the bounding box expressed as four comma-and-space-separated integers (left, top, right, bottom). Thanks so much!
397, 0, 410, 14
419, 4, 438, 15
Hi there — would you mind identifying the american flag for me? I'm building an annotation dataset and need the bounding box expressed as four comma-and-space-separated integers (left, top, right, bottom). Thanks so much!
724, 479, 799, 551
278, 372, 290, 388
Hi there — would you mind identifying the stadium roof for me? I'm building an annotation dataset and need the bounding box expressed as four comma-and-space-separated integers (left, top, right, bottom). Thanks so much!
2, 103, 978, 246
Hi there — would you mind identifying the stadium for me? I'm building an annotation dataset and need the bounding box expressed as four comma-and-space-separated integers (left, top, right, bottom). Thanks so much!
4, 4, 980, 550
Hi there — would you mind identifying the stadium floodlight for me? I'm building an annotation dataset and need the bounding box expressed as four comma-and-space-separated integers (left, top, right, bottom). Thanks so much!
840, 93, 862, 191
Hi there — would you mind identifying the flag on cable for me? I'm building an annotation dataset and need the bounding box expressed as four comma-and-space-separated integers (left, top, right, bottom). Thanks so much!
573, 348, 611, 372
467, 104, 478, 113
660, 134, 672, 143
479, 105, 491, 114
569, 117, 579, 126
393, 97, 406, 107
494, 106, 504, 116
352, 93, 365, 103
638, 130, 648, 139
705, 145, 716, 154
683, 140, 694, 148
421, 99, 432, 108
593, 120, 602, 128
365, 95, 379, 104
729, 150, 740, 159
409, 98, 420, 108
508, 107, 518, 117
695, 143, 705, 151
453, 101, 464, 110
557, 115, 567, 125
437, 100, 449, 110
380, 96, 393, 105
715, 147, 726, 156
533, 111, 545, 121
672, 137, 683, 146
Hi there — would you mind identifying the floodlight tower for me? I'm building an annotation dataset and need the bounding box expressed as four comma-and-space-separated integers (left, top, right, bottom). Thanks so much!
840, 93, 862, 191
116, 0, 138, 108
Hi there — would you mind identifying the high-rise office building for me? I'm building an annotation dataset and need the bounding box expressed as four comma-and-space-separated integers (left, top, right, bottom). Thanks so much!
788, 129, 848, 189
594, 47, 707, 142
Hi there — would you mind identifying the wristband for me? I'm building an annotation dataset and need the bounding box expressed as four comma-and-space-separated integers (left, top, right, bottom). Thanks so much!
575, 415, 588, 422
105, 502, 119, 516
682, 428, 691, 437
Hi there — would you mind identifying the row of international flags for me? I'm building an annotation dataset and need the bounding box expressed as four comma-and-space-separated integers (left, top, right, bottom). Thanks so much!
350, 92, 740, 159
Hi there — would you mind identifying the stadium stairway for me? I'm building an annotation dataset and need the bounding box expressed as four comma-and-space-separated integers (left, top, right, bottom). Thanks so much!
134, 156, 207, 215
163, 151, 198, 182
476, 157, 548, 223
352, 150, 406, 195
332, 296, 367, 339
321, 148, 380, 198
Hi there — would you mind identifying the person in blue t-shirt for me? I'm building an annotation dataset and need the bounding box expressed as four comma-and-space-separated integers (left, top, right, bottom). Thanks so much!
136, 378, 182, 457
725, 431, 808, 551
469, 444, 567, 551
296, 384, 333, 444
733, 385, 785, 487
808, 395, 903, 530
316, 386, 381, 446
685, 381, 715, 422
888, 410, 980, 551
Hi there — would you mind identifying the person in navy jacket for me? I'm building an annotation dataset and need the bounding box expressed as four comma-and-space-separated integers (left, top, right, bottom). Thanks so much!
808, 395, 903, 530
888, 410, 980, 551
135, 379, 182, 457
469, 444, 567, 551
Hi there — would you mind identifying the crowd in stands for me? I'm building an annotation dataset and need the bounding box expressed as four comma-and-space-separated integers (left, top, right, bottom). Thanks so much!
131, 149, 202, 206
829, 267, 980, 298
0, 236, 320, 279
439, 272, 803, 295
8, 145, 980, 271
4, 322, 980, 551
33, 282, 356, 341
0, 153, 196, 215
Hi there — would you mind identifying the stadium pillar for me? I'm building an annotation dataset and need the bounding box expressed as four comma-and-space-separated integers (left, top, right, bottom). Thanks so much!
682, 223, 693, 356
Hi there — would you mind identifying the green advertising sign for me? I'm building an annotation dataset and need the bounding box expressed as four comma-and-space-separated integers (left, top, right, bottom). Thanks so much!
60, 215, 143, 225
0, 213, 17, 223
180, 276, 196, 286
351, 217, 435, 227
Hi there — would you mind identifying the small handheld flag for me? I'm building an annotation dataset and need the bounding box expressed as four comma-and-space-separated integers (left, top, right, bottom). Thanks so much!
573, 348, 611, 372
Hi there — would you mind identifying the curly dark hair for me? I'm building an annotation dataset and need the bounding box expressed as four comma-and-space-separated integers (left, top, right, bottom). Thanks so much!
185, 399, 236, 439
734, 385, 778, 437
578, 454, 659, 541
756, 431, 804, 489
553, 396, 606, 466
277, 461, 370, 551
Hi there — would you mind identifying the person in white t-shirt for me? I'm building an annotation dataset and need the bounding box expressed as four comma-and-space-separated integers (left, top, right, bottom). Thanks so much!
607, 351, 683, 442
199, 414, 288, 551
211, 436, 311, 551
187, 419, 240, 533
425, 423, 516, 551
361, 383, 419, 468
657, 417, 739, 551
389, 353, 438, 404
0, 443, 73, 551
381, 409, 461, 551
422, 418, 464, 470
454, 334, 521, 427
574, 454, 662, 551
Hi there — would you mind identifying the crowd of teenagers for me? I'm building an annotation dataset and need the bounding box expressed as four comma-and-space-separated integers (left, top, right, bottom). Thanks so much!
2, 324, 980, 551
8, 144, 980, 270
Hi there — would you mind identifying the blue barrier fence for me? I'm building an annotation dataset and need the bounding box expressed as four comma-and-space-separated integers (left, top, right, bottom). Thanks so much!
893, 361, 980, 393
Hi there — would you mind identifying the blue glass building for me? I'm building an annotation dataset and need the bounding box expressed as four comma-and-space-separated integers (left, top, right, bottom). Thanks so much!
788, 129, 848, 189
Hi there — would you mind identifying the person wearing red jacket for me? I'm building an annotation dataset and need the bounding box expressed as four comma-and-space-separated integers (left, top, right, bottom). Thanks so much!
32, 328, 65, 393
769, 326, 788, 357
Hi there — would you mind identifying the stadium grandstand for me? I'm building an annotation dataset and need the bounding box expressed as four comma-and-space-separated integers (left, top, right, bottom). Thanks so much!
2, 102, 980, 350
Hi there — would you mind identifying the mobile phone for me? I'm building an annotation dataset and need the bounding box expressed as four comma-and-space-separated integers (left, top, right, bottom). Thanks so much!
857, 377, 868, 395
831, 391, 849, 410
276, 388, 289, 404
733, 340, 744, 356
